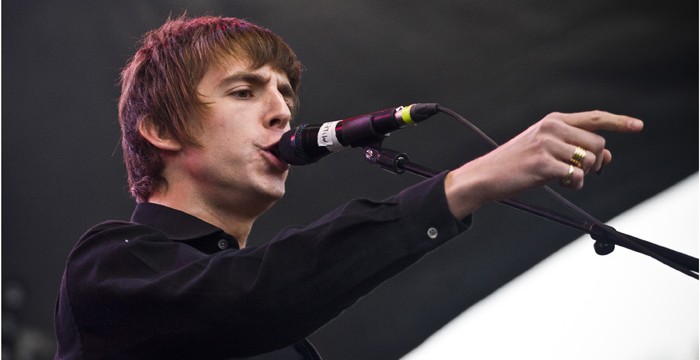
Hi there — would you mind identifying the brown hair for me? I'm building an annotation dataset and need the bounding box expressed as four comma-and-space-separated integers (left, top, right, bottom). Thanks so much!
118, 14, 302, 201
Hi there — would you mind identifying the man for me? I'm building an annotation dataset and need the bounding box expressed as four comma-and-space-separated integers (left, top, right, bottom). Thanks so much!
54, 15, 643, 359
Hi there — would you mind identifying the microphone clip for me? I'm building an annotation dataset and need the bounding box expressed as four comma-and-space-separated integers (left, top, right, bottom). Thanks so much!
364, 147, 408, 174
363, 146, 438, 178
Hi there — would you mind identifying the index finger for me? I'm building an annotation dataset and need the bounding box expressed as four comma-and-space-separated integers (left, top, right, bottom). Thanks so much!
557, 110, 644, 132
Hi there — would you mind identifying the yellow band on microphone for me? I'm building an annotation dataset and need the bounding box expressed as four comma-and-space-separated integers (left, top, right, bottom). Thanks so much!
400, 104, 415, 125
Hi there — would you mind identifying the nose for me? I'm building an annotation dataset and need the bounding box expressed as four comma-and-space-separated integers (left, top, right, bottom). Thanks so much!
265, 89, 292, 131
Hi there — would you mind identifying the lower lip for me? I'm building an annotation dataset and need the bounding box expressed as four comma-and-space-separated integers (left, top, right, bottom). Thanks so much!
262, 150, 290, 172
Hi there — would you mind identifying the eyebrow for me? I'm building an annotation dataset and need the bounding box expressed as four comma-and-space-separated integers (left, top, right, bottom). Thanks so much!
218, 71, 295, 100
218, 71, 267, 88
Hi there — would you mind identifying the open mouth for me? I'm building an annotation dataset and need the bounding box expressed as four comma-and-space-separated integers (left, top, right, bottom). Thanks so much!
267, 144, 283, 162
261, 143, 290, 171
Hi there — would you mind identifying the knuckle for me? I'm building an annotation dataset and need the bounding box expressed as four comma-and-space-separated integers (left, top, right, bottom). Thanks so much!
538, 117, 561, 133
535, 136, 555, 151
589, 110, 614, 127
590, 110, 605, 121
532, 155, 551, 171
592, 136, 606, 152
585, 152, 598, 167
543, 112, 564, 123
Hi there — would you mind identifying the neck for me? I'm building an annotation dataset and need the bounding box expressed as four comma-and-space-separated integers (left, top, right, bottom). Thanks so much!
146, 186, 275, 248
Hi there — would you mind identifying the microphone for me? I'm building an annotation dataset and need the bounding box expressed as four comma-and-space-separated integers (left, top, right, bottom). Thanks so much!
275, 103, 440, 165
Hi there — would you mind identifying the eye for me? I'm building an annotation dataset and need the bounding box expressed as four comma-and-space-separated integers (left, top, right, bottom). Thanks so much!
229, 88, 253, 99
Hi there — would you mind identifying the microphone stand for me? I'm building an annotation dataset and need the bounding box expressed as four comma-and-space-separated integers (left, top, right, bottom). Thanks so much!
363, 146, 699, 279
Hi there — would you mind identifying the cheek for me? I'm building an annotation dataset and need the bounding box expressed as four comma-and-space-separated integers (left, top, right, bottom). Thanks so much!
203, 114, 243, 145
199, 107, 262, 159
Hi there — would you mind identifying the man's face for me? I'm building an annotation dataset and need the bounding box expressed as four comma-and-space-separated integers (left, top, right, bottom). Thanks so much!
180, 59, 294, 214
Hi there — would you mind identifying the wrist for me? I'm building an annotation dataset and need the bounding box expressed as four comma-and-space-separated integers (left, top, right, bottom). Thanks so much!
444, 160, 491, 219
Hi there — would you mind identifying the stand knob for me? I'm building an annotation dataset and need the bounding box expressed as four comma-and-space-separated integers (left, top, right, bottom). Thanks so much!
594, 240, 615, 256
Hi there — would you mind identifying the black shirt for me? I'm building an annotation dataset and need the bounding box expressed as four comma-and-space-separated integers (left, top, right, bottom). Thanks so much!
54, 172, 470, 359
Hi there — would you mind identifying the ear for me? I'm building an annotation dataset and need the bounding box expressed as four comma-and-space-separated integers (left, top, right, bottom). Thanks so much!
138, 118, 183, 152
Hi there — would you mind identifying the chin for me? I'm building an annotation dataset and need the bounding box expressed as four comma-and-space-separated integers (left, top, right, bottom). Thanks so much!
266, 176, 287, 199
262, 184, 286, 202
265, 191, 285, 202
252, 175, 287, 205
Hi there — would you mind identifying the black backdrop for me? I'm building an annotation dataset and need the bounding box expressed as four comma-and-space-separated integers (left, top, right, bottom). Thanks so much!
3, 1, 697, 358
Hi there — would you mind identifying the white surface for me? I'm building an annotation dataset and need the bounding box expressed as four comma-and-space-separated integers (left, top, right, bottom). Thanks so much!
404, 173, 699, 360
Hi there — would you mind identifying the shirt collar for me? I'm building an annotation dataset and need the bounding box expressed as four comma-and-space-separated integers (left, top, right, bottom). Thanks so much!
131, 202, 239, 251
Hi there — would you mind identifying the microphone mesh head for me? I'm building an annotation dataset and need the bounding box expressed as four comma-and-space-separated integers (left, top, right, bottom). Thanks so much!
276, 127, 313, 166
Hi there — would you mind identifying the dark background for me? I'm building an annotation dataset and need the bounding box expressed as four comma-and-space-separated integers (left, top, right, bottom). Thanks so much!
2, 1, 697, 359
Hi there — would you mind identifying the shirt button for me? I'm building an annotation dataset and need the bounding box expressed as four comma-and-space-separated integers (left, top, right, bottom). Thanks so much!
217, 239, 229, 249
426, 227, 438, 239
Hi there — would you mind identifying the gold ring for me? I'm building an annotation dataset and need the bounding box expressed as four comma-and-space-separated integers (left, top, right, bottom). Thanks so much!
562, 164, 575, 186
570, 146, 587, 168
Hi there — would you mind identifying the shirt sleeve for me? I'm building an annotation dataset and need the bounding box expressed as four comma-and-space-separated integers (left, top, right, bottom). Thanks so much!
59, 172, 471, 358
